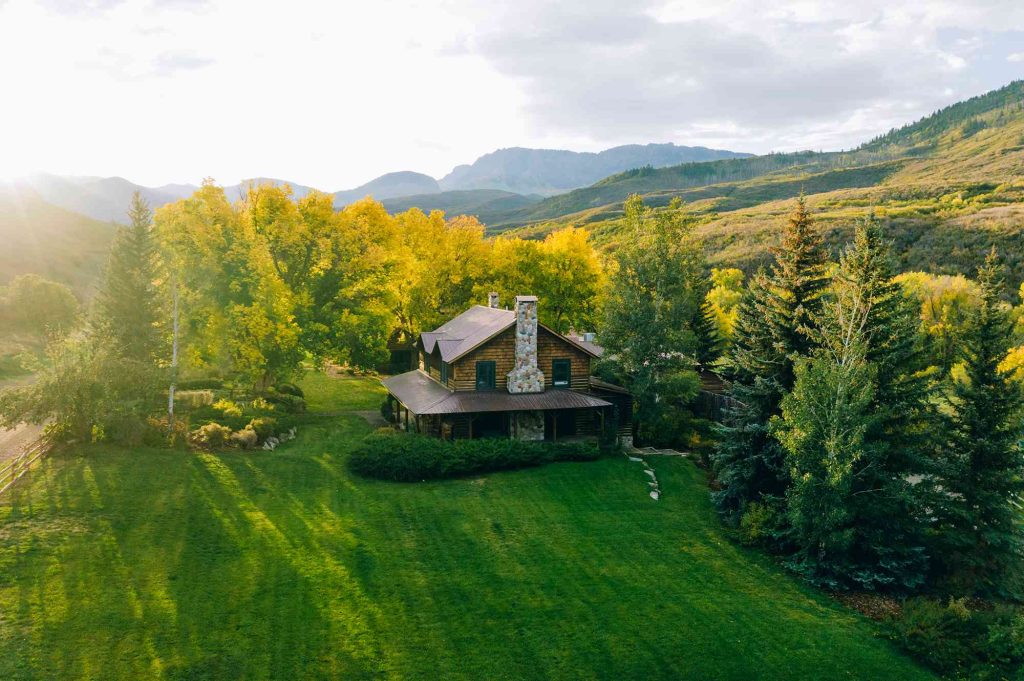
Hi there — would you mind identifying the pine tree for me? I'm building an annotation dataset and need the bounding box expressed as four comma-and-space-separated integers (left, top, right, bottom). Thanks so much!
694, 290, 724, 369
96, 192, 162, 363
711, 196, 830, 526
934, 250, 1024, 595
775, 215, 931, 590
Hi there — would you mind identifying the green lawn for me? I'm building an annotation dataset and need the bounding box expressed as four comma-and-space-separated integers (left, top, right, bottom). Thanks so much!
0, 373, 932, 680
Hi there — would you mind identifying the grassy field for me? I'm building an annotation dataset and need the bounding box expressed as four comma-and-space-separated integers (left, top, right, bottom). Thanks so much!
0, 374, 933, 680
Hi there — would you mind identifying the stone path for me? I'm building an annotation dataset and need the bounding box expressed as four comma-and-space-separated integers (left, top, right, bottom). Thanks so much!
625, 446, 688, 501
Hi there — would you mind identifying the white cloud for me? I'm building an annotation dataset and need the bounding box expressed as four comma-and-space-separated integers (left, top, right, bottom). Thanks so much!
0, 0, 1021, 187
1009, 52, 1024, 62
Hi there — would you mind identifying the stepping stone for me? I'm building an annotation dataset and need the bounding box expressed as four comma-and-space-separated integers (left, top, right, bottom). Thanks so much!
650, 490, 660, 500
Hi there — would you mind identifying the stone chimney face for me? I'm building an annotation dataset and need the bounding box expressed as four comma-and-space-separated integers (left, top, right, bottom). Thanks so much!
507, 295, 545, 393
488, 292, 499, 309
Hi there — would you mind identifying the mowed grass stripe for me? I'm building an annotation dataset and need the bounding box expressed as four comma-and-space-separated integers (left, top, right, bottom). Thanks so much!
0, 375, 933, 680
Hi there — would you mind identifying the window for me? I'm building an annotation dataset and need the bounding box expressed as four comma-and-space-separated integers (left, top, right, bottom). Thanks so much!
475, 361, 496, 390
440, 361, 449, 384
552, 359, 571, 388
424, 351, 431, 374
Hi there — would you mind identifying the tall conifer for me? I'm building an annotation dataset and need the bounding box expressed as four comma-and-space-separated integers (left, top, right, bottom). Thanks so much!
934, 250, 1024, 595
712, 196, 829, 525
96, 192, 162, 363
776, 215, 931, 590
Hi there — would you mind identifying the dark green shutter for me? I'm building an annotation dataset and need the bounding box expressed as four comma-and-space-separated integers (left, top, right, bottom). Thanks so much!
476, 361, 496, 390
552, 359, 571, 387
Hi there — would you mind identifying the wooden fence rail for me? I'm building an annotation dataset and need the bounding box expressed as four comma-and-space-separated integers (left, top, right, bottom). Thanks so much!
0, 438, 49, 496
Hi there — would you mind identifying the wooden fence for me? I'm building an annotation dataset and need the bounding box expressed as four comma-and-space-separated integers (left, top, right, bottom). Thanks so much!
0, 438, 49, 497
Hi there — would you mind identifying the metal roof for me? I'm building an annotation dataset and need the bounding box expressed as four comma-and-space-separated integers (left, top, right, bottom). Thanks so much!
383, 370, 613, 415
417, 304, 601, 363
419, 306, 516, 362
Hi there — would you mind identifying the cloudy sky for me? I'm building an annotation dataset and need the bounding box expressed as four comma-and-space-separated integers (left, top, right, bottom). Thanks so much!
1, 0, 1022, 189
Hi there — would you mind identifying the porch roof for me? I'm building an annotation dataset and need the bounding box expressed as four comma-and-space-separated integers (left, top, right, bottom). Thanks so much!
382, 370, 612, 415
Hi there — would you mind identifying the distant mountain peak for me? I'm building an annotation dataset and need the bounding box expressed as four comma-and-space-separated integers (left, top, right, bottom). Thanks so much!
333, 171, 439, 208
438, 143, 751, 195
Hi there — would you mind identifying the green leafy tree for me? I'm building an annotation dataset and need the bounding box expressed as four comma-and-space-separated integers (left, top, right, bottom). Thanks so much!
0, 333, 161, 443
712, 196, 830, 526
95, 192, 163, 362
0, 274, 79, 336
601, 195, 707, 446
774, 292, 877, 588
932, 251, 1024, 595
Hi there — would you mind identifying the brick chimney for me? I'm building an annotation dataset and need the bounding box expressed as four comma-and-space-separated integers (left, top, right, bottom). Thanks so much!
507, 295, 545, 393
488, 292, 500, 309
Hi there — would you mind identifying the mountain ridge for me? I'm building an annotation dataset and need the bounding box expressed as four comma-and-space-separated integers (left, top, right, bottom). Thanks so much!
18, 142, 749, 222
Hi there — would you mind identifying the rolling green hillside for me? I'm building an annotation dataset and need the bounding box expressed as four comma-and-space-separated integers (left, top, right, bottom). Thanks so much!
497, 80, 1024, 230
0, 183, 115, 296
381, 188, 542, 223
498, 81, 1024, 282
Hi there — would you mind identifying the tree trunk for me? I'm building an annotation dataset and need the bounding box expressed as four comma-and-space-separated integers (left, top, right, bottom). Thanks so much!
168, 284, 180, 435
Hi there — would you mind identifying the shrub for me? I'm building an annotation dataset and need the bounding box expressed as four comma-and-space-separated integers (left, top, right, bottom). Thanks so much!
263, 392, 306, 413
177, 378, 224, 390
380, 399, 394, 422
246, 417, 277, 441
189, 422, 233, 450
348, 430, 601, 481
144, 415, 189, 447
212, 399, 243, 418
175, 390, 215, 409
887, 597, 1024, 679
230, 427, 259, 450
275, 382, 304, 398
251, 397, 275, 412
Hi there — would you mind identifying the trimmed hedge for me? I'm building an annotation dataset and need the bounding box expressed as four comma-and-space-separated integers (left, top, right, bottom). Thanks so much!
348, 429, 602, 481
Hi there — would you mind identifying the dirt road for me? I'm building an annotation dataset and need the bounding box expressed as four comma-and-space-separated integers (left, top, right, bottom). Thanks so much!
0, 423, 43, 465
0, 376, 41, 465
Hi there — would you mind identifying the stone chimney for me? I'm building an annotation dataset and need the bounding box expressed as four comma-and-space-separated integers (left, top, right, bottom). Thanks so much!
488, 292, 500, 309
507, 295, 545, 393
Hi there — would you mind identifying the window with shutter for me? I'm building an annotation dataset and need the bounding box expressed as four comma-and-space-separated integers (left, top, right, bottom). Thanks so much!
475, 361, 496, 390
552, 359, 571, 388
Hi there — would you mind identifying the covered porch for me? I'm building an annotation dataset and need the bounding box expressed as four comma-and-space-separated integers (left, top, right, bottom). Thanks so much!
381, 370, 614, 441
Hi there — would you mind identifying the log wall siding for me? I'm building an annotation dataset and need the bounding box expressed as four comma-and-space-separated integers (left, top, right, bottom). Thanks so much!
420, 348, 455, 389
451, 327, 592, 392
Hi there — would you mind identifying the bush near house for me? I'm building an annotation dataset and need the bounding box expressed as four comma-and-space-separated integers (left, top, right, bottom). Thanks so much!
348, 429, 602, 481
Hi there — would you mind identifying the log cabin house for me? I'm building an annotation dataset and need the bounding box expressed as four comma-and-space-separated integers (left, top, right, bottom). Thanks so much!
382, 294, 632, 442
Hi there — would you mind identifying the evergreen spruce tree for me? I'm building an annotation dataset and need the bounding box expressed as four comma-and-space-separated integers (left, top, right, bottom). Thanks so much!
934, 250, 1024, 595
775, 215, 931, 590
96, 192, 162, 363
711, 196, 829, 527
693, 292, 725, 369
